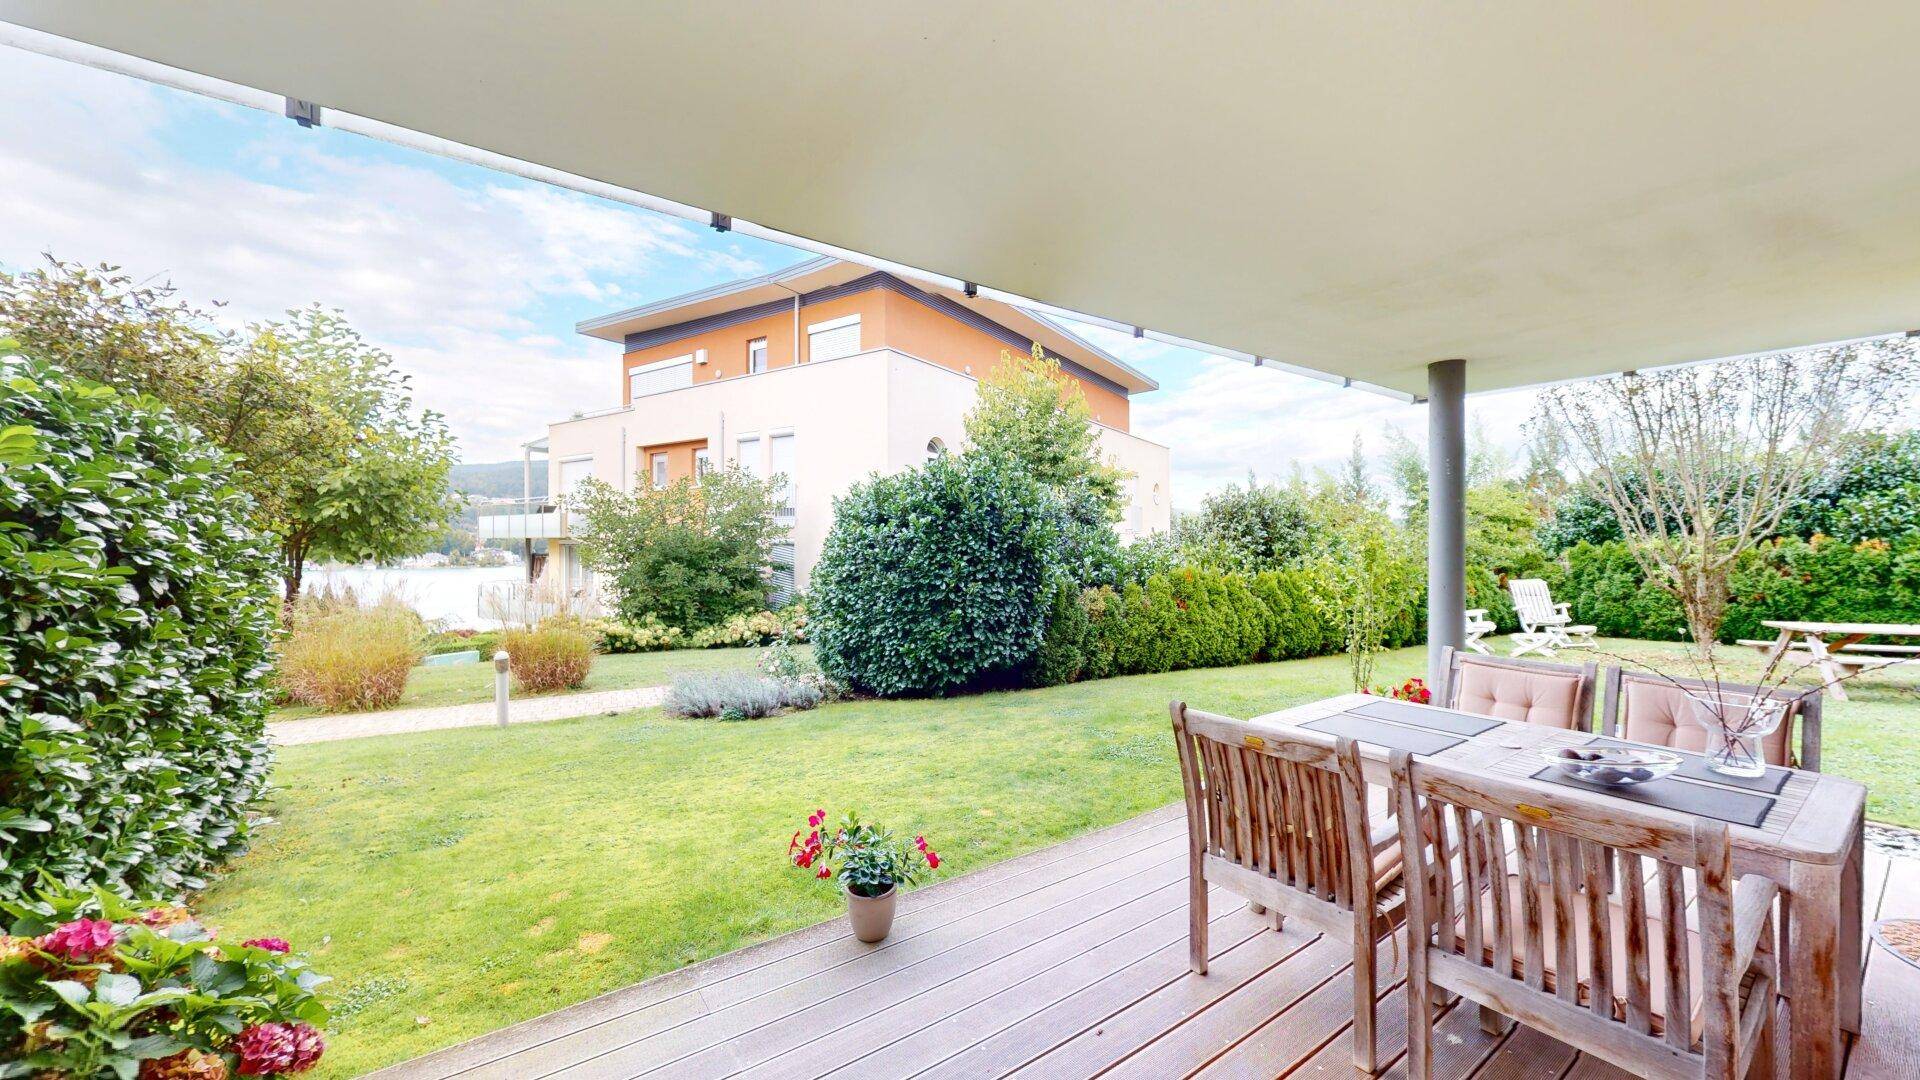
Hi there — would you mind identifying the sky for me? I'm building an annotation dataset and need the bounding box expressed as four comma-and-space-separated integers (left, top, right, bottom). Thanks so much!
0, 47, 1542, 509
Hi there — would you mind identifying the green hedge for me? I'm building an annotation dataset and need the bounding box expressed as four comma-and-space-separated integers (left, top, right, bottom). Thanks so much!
1557, 537, 1920, 644
0, 350, 279, 899
1038, 566, 1345, 684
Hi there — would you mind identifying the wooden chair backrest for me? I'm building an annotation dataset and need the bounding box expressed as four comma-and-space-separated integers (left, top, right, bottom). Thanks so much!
1388, 749, 1744, 1075
1602, 667, 1821, 772
1438, 646, 1600, 731
1508, 577, 1558, 625
1171, 704, 1375, 920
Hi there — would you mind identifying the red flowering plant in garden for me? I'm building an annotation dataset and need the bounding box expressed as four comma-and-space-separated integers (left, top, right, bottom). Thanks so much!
1362, 676, 1431, 704
0, 880, 330, 1079
789, 809, 943, 898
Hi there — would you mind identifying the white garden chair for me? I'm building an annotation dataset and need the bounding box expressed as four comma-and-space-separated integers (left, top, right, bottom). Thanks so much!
1462, 608, 1496, 655
1506, 578, 1594, 658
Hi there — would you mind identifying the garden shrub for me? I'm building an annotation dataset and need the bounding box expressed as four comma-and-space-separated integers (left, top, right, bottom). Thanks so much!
1029, 579, 1091, 687
664, 671, 821, 719
590, 615, 686, 653
424, 627, 501, 656
1247, 569, 1336, 660
812, 454, 1067, 696
688, 607, 807, 649
0, 348, 279, 899
1556, 541, 1688, 640
502, 620, 595, 692
278, 600, 424, 712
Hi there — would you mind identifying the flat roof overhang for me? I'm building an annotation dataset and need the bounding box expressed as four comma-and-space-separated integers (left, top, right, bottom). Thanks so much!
4, 4, 1919, 397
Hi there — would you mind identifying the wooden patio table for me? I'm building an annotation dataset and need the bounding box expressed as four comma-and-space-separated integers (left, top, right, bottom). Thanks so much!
1755, 619, 1920, 702
1248, 692, 1866, 1079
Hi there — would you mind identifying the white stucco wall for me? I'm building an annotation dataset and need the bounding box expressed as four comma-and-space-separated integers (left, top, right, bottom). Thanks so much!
538, 347, 1171, 593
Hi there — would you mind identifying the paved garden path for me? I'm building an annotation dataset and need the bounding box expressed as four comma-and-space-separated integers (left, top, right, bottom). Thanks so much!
268, 686, 667, 746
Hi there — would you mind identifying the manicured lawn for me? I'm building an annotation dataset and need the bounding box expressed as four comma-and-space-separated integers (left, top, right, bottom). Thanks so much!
204, 637, 1918, 1077
270, 645, 786, 720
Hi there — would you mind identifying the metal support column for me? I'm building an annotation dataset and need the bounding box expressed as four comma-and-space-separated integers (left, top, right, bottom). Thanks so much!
1426, 358, 1467, 685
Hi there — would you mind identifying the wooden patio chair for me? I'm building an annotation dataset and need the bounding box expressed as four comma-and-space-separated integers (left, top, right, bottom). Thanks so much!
1601, 668, 1823, 772
1508, 578, 1596, 658
1438, 646, 1600, 732
1170, 702, 1405, 1075
1388, 749, 1781, 1080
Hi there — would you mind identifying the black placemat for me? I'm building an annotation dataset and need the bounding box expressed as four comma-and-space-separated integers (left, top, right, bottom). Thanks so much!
1528, 766, 1776, 828
1349, 699, 1502, 737
1588, 736, 1791, 794
1302, 713, 1467, 756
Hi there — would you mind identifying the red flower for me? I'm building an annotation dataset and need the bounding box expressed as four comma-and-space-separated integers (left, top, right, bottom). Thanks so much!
913, 835, 928, 852
925, 851, 941, 870
816, 867, 832, 879
36, 919, 117, 962
243, 937, 292, 954
233, 1021, 325, 1075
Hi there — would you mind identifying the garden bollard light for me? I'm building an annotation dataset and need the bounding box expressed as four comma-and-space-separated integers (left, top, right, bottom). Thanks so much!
494, 650, 510, 728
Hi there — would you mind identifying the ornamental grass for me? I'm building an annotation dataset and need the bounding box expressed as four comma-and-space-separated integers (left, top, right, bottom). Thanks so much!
277, 599, 425, 712
502, 620, 596, 693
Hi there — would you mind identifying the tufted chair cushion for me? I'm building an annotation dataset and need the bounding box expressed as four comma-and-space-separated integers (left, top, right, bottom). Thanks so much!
1619, 679, 1796, 766
1454, 661, 1588, 728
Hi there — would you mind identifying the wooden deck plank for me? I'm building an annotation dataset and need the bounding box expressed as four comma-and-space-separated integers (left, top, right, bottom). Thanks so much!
374, 806, 1183, 1080
1014, 932, 1346, 1077
1462, 1022, 1580, 1079
912, 912, 1314, 1079
372, 802, 1919, 1080
722, 875, 1202, 1078
811, 891, 1257, 1080
544, 844, 1191, 1077
1182, 939, 1402, 1079
1845, 854, 1920, 1079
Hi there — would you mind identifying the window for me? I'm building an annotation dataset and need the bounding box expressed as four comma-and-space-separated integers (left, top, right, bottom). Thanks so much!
556, 456, 594, 497
926, 436, 947, 461
769, 432, 796, 518
806, 314, 861, 363
650, 452, 669, 489
629, 355, 694, 399
747, 337, 769, 374
737, 435, 762, 476
693, 447, 711, 478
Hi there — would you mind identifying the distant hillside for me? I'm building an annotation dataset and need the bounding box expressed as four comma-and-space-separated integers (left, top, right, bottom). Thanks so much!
451, 460, 547, 501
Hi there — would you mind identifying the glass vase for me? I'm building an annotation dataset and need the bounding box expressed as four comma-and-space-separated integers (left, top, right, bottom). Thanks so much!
1685, 692, 1785, 778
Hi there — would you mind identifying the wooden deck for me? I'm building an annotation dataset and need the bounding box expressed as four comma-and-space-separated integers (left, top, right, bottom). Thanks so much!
378, 806, 1919, 1079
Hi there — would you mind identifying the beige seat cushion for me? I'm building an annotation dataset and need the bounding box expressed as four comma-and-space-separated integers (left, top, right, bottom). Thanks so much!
1455, 662, 1587, 729
1620, 680, 1795, 767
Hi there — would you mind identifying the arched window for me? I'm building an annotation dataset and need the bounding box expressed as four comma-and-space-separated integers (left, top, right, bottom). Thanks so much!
926, 437, 947, 461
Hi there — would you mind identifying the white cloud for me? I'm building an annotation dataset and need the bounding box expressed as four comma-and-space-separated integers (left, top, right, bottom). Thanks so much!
1131, 356, 1539, 509
0, 51, 763, 459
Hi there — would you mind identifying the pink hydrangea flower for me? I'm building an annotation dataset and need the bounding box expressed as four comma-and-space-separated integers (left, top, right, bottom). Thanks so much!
36, 919, 118, 962
234, 1021, 325, 1075
242, 937, 292, 954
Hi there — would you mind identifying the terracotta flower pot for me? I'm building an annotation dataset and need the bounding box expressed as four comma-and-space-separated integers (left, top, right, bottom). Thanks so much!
846, 884, 898, 942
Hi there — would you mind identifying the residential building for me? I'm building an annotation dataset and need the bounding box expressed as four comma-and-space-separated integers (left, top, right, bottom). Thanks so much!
481, 257, 1170, 606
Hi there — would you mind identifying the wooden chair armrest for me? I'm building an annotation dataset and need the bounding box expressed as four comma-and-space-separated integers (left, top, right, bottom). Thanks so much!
1732, 874, 1779, 974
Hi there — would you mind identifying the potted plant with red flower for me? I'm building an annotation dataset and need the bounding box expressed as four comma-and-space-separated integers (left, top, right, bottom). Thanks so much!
0, 881, 330, 1078
789, 809, 942, 942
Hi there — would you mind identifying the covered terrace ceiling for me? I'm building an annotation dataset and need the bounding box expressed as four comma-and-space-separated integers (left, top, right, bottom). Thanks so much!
3, 3, 1918, 397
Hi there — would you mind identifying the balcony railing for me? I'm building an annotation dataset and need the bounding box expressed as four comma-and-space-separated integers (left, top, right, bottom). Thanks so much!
476, 497, 569, 540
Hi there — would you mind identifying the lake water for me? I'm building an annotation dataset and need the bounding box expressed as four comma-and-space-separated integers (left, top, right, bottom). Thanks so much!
304, 564, 524, 629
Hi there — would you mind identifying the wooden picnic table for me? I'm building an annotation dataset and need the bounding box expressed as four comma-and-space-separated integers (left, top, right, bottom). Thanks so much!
1248, 692, 1867, 1079
1755, 619, 1920, 702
